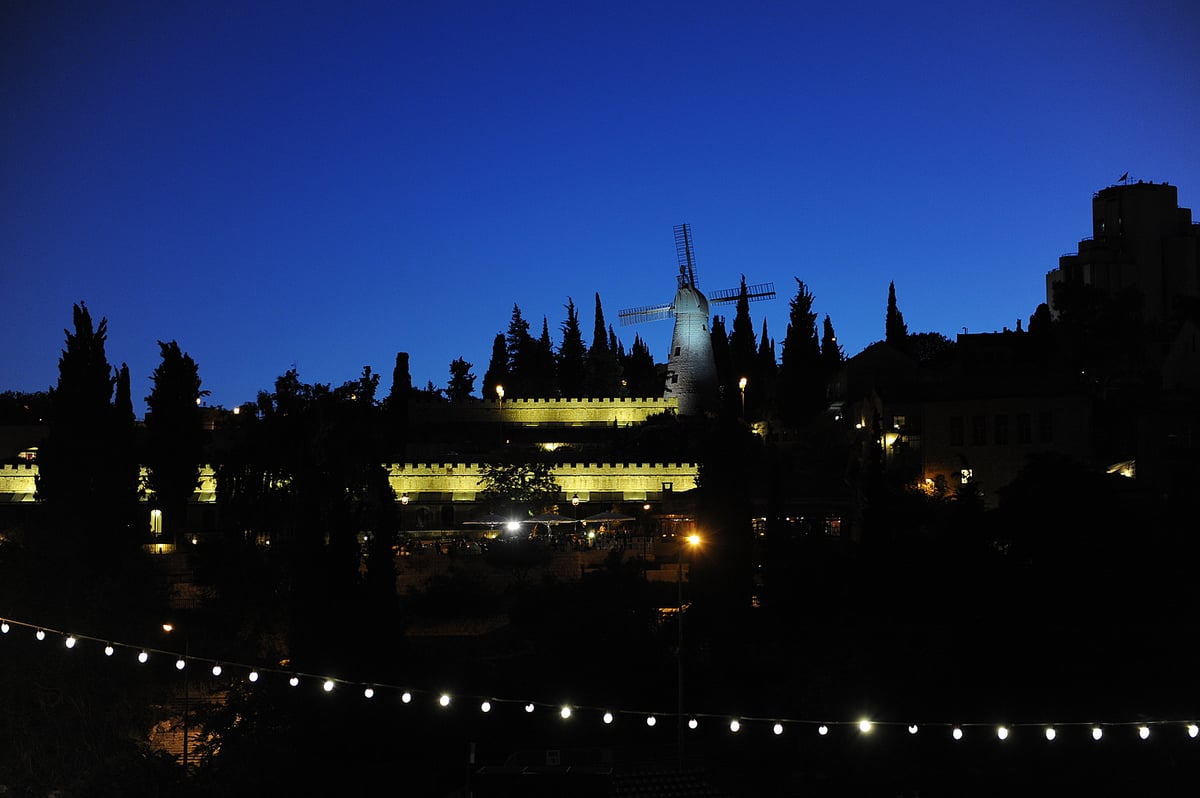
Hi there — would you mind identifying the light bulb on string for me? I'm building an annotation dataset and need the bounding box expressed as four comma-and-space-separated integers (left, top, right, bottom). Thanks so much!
773, 723, 784, 736
0, 621, 9, 633
104, 643, 114, 657
524, 703, 535, 713
858, 719, 873, 734
480, 700, 491, 713
560, 706, 572, 719
603, 711, 613, 724
175, 657, 186, 671
1092, 726, 1104, 741
36, 629, 45, 641
439, 694, 451, 707
1188, 723, 1199, 739
323, 679, 335, 693
65, 635, 77, 649
646, 716, 657, 727
729, 720, 741, 733
952, 727, 963, 741
211, 663, 222, 677
401, 691, 412, 704
688, 717, 699, 730
997, 726, 1009, 741
817, 725, 828, 736
1045, 727, 1056, 741
908, 725, 919, 735
248, 670, 259, 683
138, 650, 149, 664
1138, 726, 1150, 740
289, 675, 299, 687
364, 686, 375, 699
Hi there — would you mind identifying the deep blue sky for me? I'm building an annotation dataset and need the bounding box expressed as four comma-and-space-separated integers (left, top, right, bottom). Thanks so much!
3, 1, 1198, 413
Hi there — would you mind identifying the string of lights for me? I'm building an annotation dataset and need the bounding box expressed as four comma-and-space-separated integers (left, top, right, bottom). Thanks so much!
4, 613, 1198, 744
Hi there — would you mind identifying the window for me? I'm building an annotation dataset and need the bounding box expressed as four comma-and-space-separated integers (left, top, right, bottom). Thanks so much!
670, 374, 678, 384
950, 416, 963, 446
960, 468, 973, 484
892, 414, 906, 430
673, 346, 681, 357
1016, 412, 1031, 444
994, 414, 1009, 445
1038, 411, 1053, 443
971, 416, 986, 446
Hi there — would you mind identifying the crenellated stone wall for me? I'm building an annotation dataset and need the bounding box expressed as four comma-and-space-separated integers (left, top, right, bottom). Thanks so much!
410, 396, 678, 427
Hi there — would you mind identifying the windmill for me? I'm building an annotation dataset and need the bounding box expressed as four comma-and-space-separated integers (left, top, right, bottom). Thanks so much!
619, 224, 775, 415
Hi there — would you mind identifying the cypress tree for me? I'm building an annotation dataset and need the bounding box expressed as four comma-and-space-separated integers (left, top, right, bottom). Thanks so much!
482, 333, 509, 402
145, 340, 206, 546
777, 279, 823, 424
886, 281, 908, 345
557, 297, 587, 398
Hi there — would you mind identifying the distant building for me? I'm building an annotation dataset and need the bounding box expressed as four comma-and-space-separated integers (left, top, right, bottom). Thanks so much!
1047, 181, 1200, 323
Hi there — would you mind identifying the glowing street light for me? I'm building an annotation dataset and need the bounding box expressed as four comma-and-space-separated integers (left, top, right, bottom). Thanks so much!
496, 384, 504, 410
738, 376, 747, 418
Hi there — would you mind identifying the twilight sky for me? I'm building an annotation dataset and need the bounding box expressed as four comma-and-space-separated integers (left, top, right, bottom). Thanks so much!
3, 1, 1198, 413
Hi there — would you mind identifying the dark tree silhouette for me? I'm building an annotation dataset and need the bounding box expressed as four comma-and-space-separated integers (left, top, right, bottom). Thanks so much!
584, 293, 622, 395
481, 333, 508, 402
504, 304, 535, 396
752, 318, 776, 418
728, 275, 758, 392
557, 297, 587, 398
820, 314, 843, 371
145, 340, 206, 545
623, 333, 662, 398
527, 317, 558, 397
446, 357, 476, 402
777, 279, 822, 424
885, 280, 908, 345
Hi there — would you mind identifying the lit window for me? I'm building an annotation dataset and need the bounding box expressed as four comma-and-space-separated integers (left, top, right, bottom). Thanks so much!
961, 468, 973, 485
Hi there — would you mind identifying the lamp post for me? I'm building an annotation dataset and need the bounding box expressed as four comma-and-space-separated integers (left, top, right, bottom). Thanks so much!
162, 623, 189, 770
738, 376, 748, 419
400, 492, 409, 541
496, 384, 504, 411
677, 533, 700, 771
571, 493, 580, 539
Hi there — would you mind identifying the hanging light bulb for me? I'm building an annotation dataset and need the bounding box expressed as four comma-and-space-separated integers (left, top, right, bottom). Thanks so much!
65, 635, 77, 649
773, 723, 784, 736
603, 711, 614, 724
175, 657, 186, 670
952, 727, 964, 741
364, 686, 375, 699
908, 725, 919, 735
0, 621, 9, 634
525, 703, 535, 713
211, 663, 222, 676
289, 675, 300, 687
104, 643, 114, 657
138, 650, 149, 664
1188, 724, 1199, 739
646, 716, 657, 727
35, 629, 45, 641
729, 720, 741, 733
818, 725, 829, 736
997, 726, 1009, 740
1138, 726, 1150, 740
560, 706, 572, 719
859, 719, 873, 734
401, 691, 413, 704
439, 694, 451, 707
480, 700, 491, 713
1092, 726, 1104, 741
1045, 727, 1056, 741
323, 679, 335, 693
688, 717, 699, 730
248, 670, 259, 683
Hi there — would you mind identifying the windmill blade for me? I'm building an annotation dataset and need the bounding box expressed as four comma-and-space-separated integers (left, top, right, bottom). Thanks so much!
619, 303, 674, 326
707, 282, 777, 305
673, 223, 698, 288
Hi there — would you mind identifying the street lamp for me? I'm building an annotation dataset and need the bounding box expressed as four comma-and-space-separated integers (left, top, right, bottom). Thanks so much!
677, 533, 701, 771
400, 492, 409, 541
162, 623, 190, 770
496, 384, 504, 410
738, 376, 748, 418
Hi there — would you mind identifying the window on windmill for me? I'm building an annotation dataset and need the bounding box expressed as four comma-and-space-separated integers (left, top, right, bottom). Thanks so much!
671, 374, 678, 384
674, 346, 681, 356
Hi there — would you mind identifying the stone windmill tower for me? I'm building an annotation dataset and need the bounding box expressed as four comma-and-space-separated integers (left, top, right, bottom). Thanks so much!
620, 224, 775, 415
